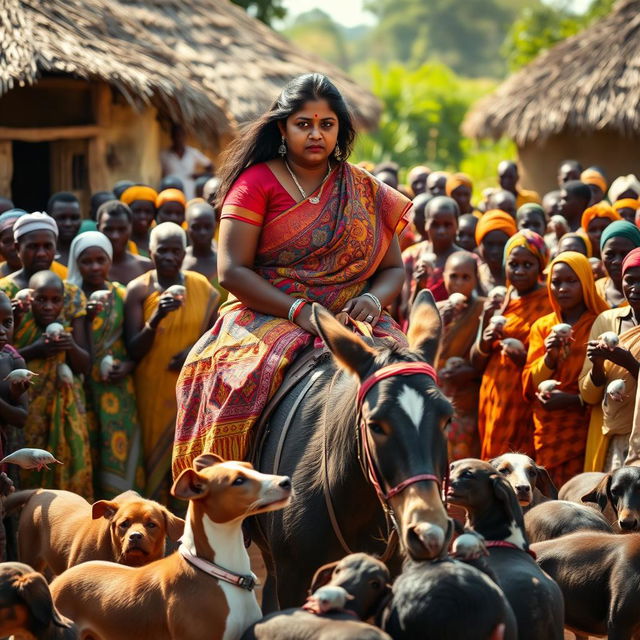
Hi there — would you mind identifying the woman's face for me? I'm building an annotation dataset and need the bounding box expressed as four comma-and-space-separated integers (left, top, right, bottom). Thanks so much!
602, 237, 637, 287
0, 227, 19, 268
279, 99, 339, 167
557, 237, 587, 256
78, 246, 111, 287
586, 217, 611, 258
517, 211, 546, 237
480, 230, 509, 271
505, 246, 540, 294
550, 262, 583, 314
623, 266, 640, 315
130, 200, 156, 236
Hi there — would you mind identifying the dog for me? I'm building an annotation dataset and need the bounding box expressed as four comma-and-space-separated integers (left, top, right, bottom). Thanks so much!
5, 488, 184, 575
524, 500, 613, 543
489, 453, 557, 511
382, 559, 516, 640
533, 531, 640, 639
242, 553, 392, 639
0, 561, 77, 639
447, 458, 564, 640
51, 454, 292, 640
559, 466, 640, 531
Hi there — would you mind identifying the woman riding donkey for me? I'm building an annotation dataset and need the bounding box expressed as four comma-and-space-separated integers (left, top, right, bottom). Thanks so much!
173, 74, 412, 472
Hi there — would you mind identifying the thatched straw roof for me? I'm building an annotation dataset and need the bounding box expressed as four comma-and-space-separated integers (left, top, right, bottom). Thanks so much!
1, 0, 381, 142
463, 0, 640, 145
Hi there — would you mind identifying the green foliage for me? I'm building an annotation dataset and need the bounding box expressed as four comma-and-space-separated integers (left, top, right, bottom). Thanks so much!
351, 62, 509, 187
503, 0, 616, 70
231, 0, 286, 25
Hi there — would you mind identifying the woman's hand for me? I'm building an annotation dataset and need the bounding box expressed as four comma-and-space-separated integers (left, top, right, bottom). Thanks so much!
535, 390, 581, 411
440, 300, 466, 327
600, 346, 639, 375
107, 359, 135, 382
480, 324, 503, 353
342, 295, 381, 325
85, 300, 103, 322
293, 304, 318, 337
543, 331, 564, 369
149, 294, 182, 328
8, 378, 30, 400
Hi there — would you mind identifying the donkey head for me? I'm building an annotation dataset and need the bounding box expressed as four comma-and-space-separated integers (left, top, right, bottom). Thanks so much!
312, 291, 452, 561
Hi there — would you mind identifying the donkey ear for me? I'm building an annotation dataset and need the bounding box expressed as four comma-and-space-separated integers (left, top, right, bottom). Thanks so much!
309, 561, 338, 593
581, 474, 612, 512
312, 303, 376, 379
534, 464, 558, 499
407, 290, 442, 365
490, 473, 525, 530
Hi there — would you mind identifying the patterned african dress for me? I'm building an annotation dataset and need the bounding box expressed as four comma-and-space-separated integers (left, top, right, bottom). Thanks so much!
85, 281, 144, 499
173, 162, 411, 476
0, 277, 92, 499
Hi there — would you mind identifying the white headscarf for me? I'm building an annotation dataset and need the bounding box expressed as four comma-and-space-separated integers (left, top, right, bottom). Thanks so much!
609, 174, 640, 203
66, 231, 113, 287
13, 212, 58, 242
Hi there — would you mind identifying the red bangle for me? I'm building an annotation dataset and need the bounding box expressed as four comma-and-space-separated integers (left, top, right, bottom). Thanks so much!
292, 300, 307, 321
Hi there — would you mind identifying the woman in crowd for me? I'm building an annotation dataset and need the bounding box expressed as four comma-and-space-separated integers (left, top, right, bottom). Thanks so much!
595, 220, 640, 308
155, 189, 187, 227
580, 247, 640, 471
523, 252, 608, 486
472, 229, 552, 459
126, 222, 218, 501
0, 209, 26, 277
580, 203, 620, 259
556, 231, 592, 258
120, 186, 157, 257
474, 210, 517, 294
67, 231, 144, 498
172, 73, 411, 473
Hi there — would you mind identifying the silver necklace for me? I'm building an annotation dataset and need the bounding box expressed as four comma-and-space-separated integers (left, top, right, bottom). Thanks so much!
284, 159, 331, 205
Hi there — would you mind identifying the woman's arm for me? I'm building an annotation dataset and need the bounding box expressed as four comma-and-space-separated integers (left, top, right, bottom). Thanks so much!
66, 317, 91, 375
218, 218, 318, 335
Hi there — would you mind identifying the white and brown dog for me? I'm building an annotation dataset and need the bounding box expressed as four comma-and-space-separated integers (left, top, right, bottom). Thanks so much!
51, 455, 292, 640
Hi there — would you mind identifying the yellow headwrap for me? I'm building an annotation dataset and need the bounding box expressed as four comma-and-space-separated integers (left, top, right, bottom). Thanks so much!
156, 189, 187, 209
120, 186, 158, 206
580, 203, 621, 231
580, 169, 607, 194
612, 198, 640, 212
547, 251, 608, 318
445, 172, 473, 196
475, 209, 517, 246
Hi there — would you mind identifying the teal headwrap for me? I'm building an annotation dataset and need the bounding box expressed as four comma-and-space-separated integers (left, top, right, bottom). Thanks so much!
600, 220, 640, 251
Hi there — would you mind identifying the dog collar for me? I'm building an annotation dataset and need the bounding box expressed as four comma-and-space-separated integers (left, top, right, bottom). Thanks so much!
485, 540, 537, 560
179, 545, 257, 591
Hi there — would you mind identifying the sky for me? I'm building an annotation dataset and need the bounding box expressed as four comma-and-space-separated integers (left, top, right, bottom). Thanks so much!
280, 0, 593, 28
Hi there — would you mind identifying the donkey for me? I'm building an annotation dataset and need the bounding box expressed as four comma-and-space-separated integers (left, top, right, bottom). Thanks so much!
251, 291, 453, 609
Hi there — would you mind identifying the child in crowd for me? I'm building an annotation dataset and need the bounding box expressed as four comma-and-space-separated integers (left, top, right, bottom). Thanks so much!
156, 189, 187, 227
474, 210, 517, 293
456, 214, 478, 252
516, 203, 547, 237
523, 252, 608, 486
436, 251, 485, 460
21, 271, 92, 499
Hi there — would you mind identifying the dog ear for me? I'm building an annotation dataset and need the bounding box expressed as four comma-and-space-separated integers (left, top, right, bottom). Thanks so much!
534, 464, 558, 499
171, 468, 209, 500
309, 561, 339, 593
311, 303, 376, 380
193, 454, 223, 471
490, 474, 525, 530
581, 474, 612, 512
162, 509, 185, 541
407, 290, 442, 365
14, 572, 71, 629
91, 499, 120, 520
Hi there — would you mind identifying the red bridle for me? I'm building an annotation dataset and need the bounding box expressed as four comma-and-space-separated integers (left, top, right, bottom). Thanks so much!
356, 361, 443, 507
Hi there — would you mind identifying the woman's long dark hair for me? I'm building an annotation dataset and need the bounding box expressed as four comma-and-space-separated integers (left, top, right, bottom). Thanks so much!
215, 73, 356, 209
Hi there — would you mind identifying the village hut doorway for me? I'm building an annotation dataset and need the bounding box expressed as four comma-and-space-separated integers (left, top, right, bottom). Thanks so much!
11, 141, 51, 211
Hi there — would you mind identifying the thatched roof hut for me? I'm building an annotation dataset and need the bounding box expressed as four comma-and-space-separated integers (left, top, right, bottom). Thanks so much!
0, 0, 380, 209
463, 0, 640, 194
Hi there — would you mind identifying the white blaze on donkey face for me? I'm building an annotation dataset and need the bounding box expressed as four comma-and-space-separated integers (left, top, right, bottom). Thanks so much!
398, 385, 425, 432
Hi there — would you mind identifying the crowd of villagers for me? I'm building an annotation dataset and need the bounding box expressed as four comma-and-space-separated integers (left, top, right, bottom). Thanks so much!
1, 147, 640, 553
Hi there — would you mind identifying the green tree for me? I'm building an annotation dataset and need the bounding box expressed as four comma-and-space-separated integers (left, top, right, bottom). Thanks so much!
231, 0, 286, 25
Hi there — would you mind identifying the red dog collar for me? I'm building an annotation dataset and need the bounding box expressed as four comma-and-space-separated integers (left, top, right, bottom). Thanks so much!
485, 540, 537, 560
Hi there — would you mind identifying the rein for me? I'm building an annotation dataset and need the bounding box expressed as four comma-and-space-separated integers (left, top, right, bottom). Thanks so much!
484, 540, 537, 560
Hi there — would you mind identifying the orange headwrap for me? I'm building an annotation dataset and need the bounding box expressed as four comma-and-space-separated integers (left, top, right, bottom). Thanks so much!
612, 198, 640, 212
156, 189, 187, 209
120, 186, 158, 207
547, 251, 608, 318
580, 203, 621, 231
445, 172, 473, 196
580, 169, 607, 194
475, 209, 517, 246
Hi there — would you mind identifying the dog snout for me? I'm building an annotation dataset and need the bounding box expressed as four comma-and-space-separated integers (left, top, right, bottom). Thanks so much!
619, 515, 639, 531
515, 484, 531, 494
405, 522, 446, 561
128, 531, 144, 541
278, 476, 292, 490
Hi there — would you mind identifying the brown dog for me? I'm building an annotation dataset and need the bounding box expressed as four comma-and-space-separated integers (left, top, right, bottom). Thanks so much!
51, 455, 292, 640
6, 488, 184, 575
0, 561, 77, 639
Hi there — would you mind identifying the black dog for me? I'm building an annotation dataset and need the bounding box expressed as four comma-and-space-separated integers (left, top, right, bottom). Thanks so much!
447, 458, 564, 640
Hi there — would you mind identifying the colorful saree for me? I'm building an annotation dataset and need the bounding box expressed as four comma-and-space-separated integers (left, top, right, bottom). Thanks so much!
85, 281, 144, 499
436, 297, 485, 460
173, 162, 411, 476
479, 286, 552, 459
0, 278, 92, 500
134, 271, 218, 501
